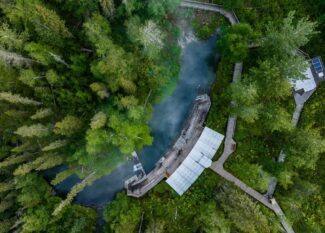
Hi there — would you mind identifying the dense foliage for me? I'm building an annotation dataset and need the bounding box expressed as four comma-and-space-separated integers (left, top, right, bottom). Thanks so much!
0, 0, 182, 231
104, 172, 280, 233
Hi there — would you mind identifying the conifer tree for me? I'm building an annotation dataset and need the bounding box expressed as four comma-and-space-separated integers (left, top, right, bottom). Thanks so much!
31, 108, 53, 120
90, 82, 109, 99
19, 69, 39, 87
45, 70, 61, 86
140, 20, 165, 58
0, 153, 34, 169
52, 172, 97, 216
15, 124, 50, 138
33, 4, 72, 39
0, 92, 41, 105
0, 182, 14, 193
0, 50, 35, 67
261, 11, 317, 79
51, 168, 76, 186
0, 218, 15, 233
42, 140, 67, 152
90, 112, 107, 129
53, 116, 83, 136
0, 199, 14, 213
216, 185, 274, 233
0, 23, 26, 51
36, 154, 63, 170
86, 129, 110, 155
99, 0, 115, 18
24, 42, 57, 66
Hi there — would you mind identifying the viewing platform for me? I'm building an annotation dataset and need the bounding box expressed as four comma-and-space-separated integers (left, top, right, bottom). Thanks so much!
125, 94, 212, 197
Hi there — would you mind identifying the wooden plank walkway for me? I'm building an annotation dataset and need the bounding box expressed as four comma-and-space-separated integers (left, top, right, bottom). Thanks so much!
125, 95, 211, 197
180, 0, 239, 25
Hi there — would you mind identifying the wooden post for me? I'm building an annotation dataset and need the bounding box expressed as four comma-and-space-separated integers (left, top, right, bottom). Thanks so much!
138, 211, 144, 233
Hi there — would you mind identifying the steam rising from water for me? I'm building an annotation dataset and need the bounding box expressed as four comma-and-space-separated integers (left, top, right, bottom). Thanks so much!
139, 32, 218, 171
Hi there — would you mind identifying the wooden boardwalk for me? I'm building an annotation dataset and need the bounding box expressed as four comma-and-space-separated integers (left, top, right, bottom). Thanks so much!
125, 95, 211, 197
180, 0, 239, 25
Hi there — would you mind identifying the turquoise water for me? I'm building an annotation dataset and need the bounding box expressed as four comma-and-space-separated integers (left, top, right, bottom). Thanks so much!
48, 34, 219, 206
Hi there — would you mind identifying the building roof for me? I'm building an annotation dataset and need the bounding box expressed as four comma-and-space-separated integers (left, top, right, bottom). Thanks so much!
292, 57, 324, 93
166, 127, 224, 195
293, 67, 317, 92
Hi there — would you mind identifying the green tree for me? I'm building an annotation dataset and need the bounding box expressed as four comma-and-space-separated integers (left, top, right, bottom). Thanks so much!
51, 168, 76, 185
231, 61, 293, 133
24, 42, 58, 66
147, 0, 181, 20
0, 153, 34, 169
15, 124, 50, 138
0, 218, 15, 233
216, 185, 274, 233
86, 129, 110, 155
0, 50, 35, 67
0, 182, 14, 193
218, 23, 254, 62
90, 111, 107, 129
42, 140, 67, 151
53, 172, 97, 216
0, 23, 26, 51
284, 128, 325, 169
223, 0, 244, 10
104, 193, 141, 233
145, 220, 165, 233
15, 174, 52, 208
18, 69, 39, 87
99, 0, 115, 18
261, 11, 317, 79
31, 108, 53, 120
0, 92, 41, 105
54, 115, 83, 136
193, 202, 231, 233
227, 80, 259, 123
90, 82, 109, 99
13, 154, 63, 175
107, 112, 153, 154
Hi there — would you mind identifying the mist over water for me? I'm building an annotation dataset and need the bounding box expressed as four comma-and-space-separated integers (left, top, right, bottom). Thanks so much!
139, 34, 219, 171
48, 34, 219, 206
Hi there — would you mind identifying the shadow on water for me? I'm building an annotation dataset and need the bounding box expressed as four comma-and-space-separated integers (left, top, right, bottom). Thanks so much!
45, 34, 219, 209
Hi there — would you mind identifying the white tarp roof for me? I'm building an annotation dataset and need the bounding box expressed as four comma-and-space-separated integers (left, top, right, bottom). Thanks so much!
166, 127, 224, 195
292, 67, 317, 92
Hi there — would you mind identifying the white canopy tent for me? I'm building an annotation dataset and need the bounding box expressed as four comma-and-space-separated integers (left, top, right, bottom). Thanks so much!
166, 127, 224, 195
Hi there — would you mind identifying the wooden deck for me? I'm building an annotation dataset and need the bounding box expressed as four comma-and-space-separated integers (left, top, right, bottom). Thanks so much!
125, 95, 211, 197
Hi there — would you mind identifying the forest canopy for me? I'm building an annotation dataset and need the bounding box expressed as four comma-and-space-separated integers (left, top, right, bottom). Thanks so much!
0, 0, 182, 231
